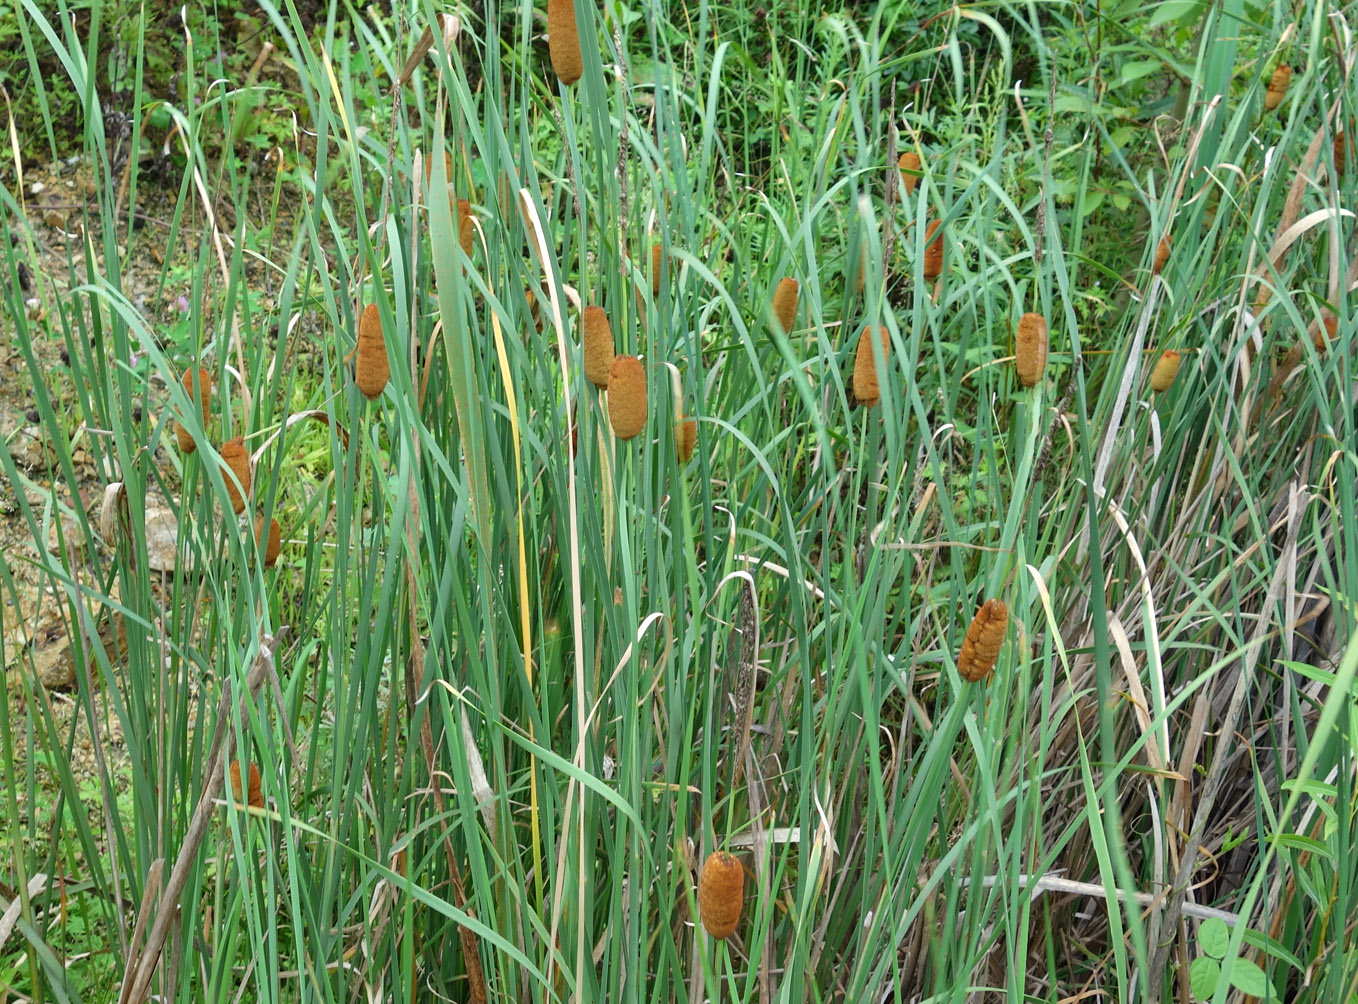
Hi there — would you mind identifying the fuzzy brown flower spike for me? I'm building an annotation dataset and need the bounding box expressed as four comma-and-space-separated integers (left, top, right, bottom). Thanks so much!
219, 437, 251, 515
898, 151, 921, 196
607, 355, 646, 441
922, 219, 943, 280
957, 599, 1007, 683
676, 418, 697, 463
771, 278, 798, 334
582, 306, 614, 389
229, 760, 264, 810
548, 0, 583, 85
1014, 312, 1048, 388
1153, 235, 1170, 276
853, 325, 889, 408
256, 516, 282, 568
1150, 350, 1181, 392
175, 367, 212, 453
651, 242, 665, 297
1264, 64, 1291, 111
698, 851, 744, 939
355, 303, 390, 401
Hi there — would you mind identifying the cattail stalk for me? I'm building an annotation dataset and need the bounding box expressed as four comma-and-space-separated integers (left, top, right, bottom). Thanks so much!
1150, 350, 1181, 391
957, 599, 1007, 683
607, 355, 646, 440
256, 516, 282, 568
1014, 312, 1048, 388
922, 219, 943, 280
229, 760, 264, 809
547, 0, 583, 85
771, 277, 798, 334
1264, 64, 1291, 111
676, 417, 696, 463
582, 306, 614, 389
853, 325, 889, 408
356, 303, 390, 400
219, 437, 251, 515
175, 367, 212, 453
897, 151, 921, 196
650, 242, 664, 297
698, 851, 744, 939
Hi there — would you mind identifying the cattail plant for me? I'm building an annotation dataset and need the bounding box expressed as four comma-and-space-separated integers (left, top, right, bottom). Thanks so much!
1150, 350, 1182, 391
922, 219, 943, 280
897, 151, 921, 196
229, 760, 264, 810
456, 198, 475, 257
526, 289, 544, 333
1264, 64, 1291, 111
547, 0, 583, 85
651, 242, 665, 297
582, 306, 614, 389
174, 366, 212, 453
1014, 312, 1048, 388
356, 303, 390, 400
771, 277, 798, 334
697, 850, 744, 939
1336, 130, 1350, 175
855, 243, 868, 294
219, 437, 251, 515
1315, 314, 1339, 353
676, 418, 696, 463
853, 325, 889, 408
256, 516, 282, 568
607, 355, 646, 440
1153, 235, 1170, 276
957, 599, 1007, 683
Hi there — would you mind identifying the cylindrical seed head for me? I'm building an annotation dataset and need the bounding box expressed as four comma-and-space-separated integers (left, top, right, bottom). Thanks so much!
581, 306, 614, 389
547, 0, 583, 85
1014, 312, 1048, 388
456, 198, 475, 257
698, 851, 744, 940
898, 151, 921, 196
957, 598, 1007, 683
771, 277, 799, 334
922, 219, 943, 280
607, 355, 646, 441
1150, 350, 1182, 392
1153, 235, 1170, 276
853, 325, 889, 408
219, 437, 251, 516
229, 760, 264, 809
676, 418, 696, 463
1264, 64, 1291, 111
651, 242, 664, 297
256, 515, 282, 568
1336, 130, 1350, 175
175, 366, 212, 453
1315, 314, 1339, 354
355, 303, 390, 400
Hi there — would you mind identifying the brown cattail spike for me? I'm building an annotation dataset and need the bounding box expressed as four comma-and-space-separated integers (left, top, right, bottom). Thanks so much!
229, 760, 264, 810
898, 151, 921, 196
175, 367, 212, 453
456, 198, 475, 257
922, 219, 943, 280
256, 516, 282, 568
697, 851, 744, 939
355, 303, 390, 400
582, 306, 614, 389
1153, 235, 1170, 276
771, 277, 799, 334
547, 0, 583, 85
219, 437, 251, 515
1014, 312, 1048, 388
957, 598, 1008, 683
853, 325, 889, 408
1150, 350, 1182, 392
1315, 314, 1339, 354
651, 242, 664, 297
1336, 130, 1350, 175
607, 355, 646, 441
1264, 64, 1291, 111
676, 418, 696, 463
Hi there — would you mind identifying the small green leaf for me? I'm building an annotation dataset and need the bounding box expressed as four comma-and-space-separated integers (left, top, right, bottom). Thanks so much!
1149, 0, 1208, 28
1189, 956, 1220, 1000
1227, 958, 1270, 998
1118, 59, 1162, 86
1080, 190, 1106, 217
1199, 917, 1229, 958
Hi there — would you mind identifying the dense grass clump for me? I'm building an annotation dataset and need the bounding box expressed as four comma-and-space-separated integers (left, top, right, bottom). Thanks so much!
1, 2, 1355, 1002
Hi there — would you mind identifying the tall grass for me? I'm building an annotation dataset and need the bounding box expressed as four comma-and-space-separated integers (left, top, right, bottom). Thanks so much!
1, 1, 1355, 1002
